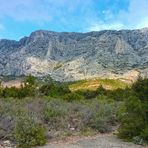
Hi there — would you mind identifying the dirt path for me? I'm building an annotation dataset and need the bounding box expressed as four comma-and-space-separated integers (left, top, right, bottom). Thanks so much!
37, 134, 146, 148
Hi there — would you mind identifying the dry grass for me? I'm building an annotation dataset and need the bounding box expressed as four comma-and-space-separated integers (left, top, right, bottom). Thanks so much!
1, 80, 22, 88
69, 78, 128, 91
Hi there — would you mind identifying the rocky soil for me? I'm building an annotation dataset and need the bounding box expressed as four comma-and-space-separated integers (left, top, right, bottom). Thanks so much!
1, 134, 146, 148
37, 134, 146, 148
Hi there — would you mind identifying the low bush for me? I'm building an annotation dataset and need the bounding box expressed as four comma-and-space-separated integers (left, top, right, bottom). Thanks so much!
118, 78, 148, 143
62, 92, 84, 102
141, 125, 148, 142
15, 116, 47, 148
0, 96, 120, 146
88, 100, 117, 133
43, 106, 65, 123
39, 83, 71, 97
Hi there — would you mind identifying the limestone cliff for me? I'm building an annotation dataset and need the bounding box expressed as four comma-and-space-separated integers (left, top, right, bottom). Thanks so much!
0, 28, 148, 81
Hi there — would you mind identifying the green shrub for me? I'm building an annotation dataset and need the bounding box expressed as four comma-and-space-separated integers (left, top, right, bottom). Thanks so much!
118, 117, 144, 140
49, 83, 71, 97
22, 75, 37, 97
39, 83, 71, 97
141, 125, 148, 142
24, 75, 37, 87
0, 75, 37, 99
75, 89, 97, 99
62, 92, 84, 102
0, 97, 119, 144
118, 96, 145, 140
43, 107, 65, 123
39, 83, 54, 96
0, 84, 36, 99
15, 116, 47, 148
96, 85, 106, 95
87, 100, 117, 133
132, 77, 148, 101
118, 78, 148, 143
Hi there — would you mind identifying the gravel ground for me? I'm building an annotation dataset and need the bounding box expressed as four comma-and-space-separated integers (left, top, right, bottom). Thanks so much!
37, 134, 146, 148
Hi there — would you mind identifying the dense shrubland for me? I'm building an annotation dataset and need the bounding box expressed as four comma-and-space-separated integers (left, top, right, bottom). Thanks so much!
0, 76, 147, 147
117, 78, 148, 144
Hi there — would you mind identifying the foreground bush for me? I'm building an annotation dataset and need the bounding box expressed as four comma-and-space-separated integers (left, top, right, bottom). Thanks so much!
118, 78, 148, 143
15, 116, 47, 148
0, 96, 120, 146
118, 97, 144, 139
88, 100, 117, 133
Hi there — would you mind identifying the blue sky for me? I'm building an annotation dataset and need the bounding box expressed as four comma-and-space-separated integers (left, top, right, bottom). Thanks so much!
0, 0, 148, 40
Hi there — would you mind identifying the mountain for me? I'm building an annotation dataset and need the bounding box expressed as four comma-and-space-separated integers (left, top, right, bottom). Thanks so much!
0, 28, 148, 81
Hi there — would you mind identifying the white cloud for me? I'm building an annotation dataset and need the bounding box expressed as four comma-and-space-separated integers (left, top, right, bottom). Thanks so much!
0, 0, 51, 22
0, 0, 92, 23
88, 22, 125, 31
118, 0, 148, 29
87, 0, 148, 31
0, 0, 147, 32
136, 18, 148, 29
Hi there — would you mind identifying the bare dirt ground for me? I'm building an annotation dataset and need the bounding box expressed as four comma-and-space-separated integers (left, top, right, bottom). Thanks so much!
1, 80, 22, 88
37, 134, 147, 148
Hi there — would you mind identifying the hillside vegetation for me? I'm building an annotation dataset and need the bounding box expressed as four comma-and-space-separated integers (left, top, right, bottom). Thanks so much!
69, 78, 128, 91
0, 76, 147, 147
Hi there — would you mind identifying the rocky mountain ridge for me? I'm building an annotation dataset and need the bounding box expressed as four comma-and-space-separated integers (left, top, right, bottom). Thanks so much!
0, 28, 148, 81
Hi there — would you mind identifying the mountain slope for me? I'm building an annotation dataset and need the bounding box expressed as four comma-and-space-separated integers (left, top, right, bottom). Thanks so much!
0, 28, 148, 81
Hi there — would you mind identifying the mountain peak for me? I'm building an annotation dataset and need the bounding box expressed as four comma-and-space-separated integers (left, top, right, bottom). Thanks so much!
0, 29, 148, 81
140, 27, 148, 32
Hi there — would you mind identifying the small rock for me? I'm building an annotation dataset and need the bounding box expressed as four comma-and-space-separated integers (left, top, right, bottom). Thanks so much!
0, 140, 15, 148
70, 127, 75, 131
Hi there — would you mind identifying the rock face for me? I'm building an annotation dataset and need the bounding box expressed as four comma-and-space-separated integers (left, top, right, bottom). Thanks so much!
0, 28, 148, 81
